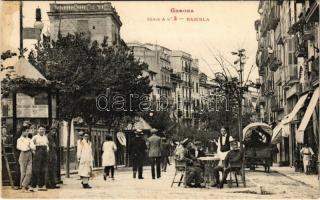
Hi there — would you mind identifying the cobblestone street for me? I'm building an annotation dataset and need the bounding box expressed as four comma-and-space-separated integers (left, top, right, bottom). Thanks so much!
2, 165, 319, 199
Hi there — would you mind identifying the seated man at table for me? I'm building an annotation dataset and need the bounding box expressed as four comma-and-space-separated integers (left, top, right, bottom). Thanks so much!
212, 138, 243, 188
176, 139, 204, 188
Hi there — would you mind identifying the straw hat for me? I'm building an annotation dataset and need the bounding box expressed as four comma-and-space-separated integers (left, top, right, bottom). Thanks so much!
150, 128, 158, 133
181, 138, 189, 145
135, 129, 143, 135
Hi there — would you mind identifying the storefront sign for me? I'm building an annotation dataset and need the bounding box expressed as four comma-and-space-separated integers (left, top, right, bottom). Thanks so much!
16, 93, 48, 118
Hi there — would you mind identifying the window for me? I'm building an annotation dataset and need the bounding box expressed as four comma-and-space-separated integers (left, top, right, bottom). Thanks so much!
77, 20, 89, 35
287, 37, 298, 79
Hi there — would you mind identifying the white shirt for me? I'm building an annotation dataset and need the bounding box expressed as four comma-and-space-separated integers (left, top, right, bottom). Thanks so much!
216, 134, 234, 153
300, 147, 314, 160
32, 134, 49, 150
17, 136, 35, 152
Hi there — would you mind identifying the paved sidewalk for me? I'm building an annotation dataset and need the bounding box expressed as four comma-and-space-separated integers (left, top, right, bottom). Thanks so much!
271, 166, 319, 189
2, 165, 319, 199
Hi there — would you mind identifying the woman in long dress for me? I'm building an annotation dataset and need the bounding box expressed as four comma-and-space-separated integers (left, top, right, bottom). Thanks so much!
102, 135, 117, 180
77, 133, 93, 189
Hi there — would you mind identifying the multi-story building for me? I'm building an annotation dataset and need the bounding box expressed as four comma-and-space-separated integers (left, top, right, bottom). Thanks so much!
127, 42, 173, 111
171, 50, 193, 126
255, 0, 319, 167
243, 89, 259, 115
48, 2, 122, 45
191, 59, 201, 127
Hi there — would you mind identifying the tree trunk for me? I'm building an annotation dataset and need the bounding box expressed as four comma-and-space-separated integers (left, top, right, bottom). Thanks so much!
66, 118, 72, 178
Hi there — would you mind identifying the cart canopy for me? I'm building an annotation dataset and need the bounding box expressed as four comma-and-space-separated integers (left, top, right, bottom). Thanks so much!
243, 122, 272, 144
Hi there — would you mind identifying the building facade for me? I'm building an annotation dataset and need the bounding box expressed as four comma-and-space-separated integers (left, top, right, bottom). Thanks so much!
171, 50, 194, 126
255, 0, 319, 168
48, 2, 122, 45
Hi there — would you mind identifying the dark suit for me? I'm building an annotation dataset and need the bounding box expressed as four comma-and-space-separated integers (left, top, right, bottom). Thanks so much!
161, 141, 171, 171
213, 149, 243, 185
130, 136, 147, 178
147, 134, 162, 179
46, 134, 58, 188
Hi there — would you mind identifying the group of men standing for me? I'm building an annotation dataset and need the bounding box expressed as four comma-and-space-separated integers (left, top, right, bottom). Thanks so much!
130, 128, 171, 180
15, 122, 60, 192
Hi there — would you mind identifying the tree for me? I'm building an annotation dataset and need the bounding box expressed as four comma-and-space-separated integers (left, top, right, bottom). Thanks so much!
29, 33, 152, 177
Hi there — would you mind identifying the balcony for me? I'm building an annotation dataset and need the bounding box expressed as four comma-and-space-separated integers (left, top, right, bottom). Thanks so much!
275, 27, 284, 45
295, 44, 307, 58
268, 6, 280, 30
259, 96, 266, 105
266, 80, 274, 95
286, 65, 299, 86
277, 0, 284, 5
260, 17, 268, 37
268, 54, 282, 72
254, 20, 261, 31
259, 48, 268, 68
302, 29, 315, 41
170, 73, 182, 83
160, 81, 172, 90
271, 97, 284, 112
309, 56, 319, 86
288, 17, 305, 35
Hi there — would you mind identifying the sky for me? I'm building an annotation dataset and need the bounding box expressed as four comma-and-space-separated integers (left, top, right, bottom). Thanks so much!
1, 1, 260, 82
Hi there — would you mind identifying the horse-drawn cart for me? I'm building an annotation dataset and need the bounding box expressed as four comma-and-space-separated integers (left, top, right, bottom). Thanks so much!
243, 123, 278, 173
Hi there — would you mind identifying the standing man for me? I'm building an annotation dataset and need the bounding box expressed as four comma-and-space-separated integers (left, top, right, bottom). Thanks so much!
161, 137, 171, 172
76, 131, 84, 180
76, 131, 84, 161
16, 126, 35, 192
215, 127, 233, 153
46, 127, 60, 189
147, 128, 162, 179
13, 121, 32, 190
32, 125, 49, 191
300, 144, 314, 174
77, 133, 93, 189
214, 127, 233, 166
130, 129, 147, 179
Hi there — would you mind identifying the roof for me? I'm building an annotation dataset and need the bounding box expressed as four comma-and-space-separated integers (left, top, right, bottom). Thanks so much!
0, 57, 47, 81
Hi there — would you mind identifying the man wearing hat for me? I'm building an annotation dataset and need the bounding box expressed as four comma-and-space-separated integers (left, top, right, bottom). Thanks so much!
161, 137, 171, 172
212, 138, 243, 188
46, 126, 60, 189
176, 138, 204, 188
147, 128, 162, 179
130, 129, 147, 179
76, 131, 84, 164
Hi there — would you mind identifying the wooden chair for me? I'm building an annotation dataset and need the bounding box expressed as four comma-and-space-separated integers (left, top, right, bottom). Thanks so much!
171, 159, 187, 188
226, 167, 241, 188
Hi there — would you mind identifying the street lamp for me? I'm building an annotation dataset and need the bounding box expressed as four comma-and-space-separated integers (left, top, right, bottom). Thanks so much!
232, 49, 246, 187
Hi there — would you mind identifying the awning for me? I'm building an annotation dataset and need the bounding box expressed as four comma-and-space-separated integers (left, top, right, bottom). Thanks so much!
296, 87, 319, 143
271, 121, 283, 144
282, 93, 309, 125
271, 93, 309, 144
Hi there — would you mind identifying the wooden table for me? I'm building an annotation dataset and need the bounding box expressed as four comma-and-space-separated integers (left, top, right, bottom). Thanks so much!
197, 156, 220, 187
